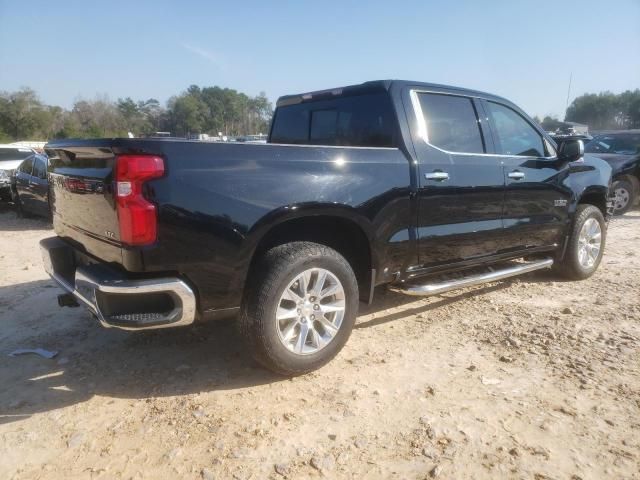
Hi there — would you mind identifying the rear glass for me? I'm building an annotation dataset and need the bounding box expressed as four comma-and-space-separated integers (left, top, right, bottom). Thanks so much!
585, 134, 640, 155
270, 92, 397, 147
0, 148, 33, 162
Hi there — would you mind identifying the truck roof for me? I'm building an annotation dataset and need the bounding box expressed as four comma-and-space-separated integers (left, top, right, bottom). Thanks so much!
276, 79, 512, 107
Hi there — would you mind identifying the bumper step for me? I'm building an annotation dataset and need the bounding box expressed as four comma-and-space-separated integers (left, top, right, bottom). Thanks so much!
40, 236, 197, 330
390, 258, 554, 297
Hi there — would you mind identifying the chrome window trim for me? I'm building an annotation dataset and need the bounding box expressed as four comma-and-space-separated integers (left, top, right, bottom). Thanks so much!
265, 142, 400, 151
409, 88, 556, 160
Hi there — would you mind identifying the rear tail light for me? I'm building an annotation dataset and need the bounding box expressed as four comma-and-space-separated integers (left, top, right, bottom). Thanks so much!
115, 155, 164, 246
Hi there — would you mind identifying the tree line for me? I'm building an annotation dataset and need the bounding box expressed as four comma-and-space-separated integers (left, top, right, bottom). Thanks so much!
1, 85, 637, 142
536, 89, 640, 132
0, 85, 273, 142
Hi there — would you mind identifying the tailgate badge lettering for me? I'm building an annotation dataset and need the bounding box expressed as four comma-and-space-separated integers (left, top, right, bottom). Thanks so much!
105, 230, 116, 239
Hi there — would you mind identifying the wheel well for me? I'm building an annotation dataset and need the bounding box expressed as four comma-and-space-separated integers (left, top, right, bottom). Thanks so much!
614, 174, 640, 194
578, 191, 608, 217
249, 216, 372, 301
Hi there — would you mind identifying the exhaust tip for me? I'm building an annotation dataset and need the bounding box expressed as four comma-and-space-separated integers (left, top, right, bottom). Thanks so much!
58, 293, 80, 308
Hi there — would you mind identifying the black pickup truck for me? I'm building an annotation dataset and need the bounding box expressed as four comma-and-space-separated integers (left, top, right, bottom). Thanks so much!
41, 80, 612, 375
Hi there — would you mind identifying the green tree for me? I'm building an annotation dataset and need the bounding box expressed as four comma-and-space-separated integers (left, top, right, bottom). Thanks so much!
565, 90, 640, 130
0, 84, 273, 140
138, 98, 165, 132
540, 115, 564, 132
168, 93, 206, 135
70, 97, 127, 138
117, 97, 153, 135
248, 91, 272, 134
0, 87, 48, 140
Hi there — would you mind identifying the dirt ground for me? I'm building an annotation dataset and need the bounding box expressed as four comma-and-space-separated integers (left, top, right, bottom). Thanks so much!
1, 204, 639, 480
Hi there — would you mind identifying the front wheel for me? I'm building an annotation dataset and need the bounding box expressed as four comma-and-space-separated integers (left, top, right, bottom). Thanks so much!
239, 242, 359, 375
555, 204, 606, 280
611, 179, 635, 215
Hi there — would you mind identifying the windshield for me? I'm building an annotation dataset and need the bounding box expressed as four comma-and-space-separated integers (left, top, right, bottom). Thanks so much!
585, 134, 640, 155
0, 148, 34, 162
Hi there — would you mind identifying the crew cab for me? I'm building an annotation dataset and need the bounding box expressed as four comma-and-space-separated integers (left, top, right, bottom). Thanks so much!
41, 80, 612, 375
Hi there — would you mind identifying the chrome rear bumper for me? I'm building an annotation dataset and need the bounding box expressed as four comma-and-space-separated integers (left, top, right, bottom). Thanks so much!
40, 236, 196, 330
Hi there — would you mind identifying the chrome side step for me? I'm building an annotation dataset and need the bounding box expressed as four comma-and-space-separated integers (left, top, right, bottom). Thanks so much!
390, 258, 554, 297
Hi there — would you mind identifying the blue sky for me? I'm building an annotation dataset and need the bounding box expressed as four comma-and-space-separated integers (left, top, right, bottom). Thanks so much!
1, 0, 638, 119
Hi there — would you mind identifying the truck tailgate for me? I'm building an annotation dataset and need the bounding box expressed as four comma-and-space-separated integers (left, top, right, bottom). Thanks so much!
47, 144, 125, 266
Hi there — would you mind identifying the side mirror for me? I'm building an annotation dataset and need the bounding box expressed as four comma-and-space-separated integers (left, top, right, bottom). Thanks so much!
558, 139, 584, 162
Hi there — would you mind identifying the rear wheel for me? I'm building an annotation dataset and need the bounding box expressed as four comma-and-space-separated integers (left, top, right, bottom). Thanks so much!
239, 242, 359, 375
611, 179, 635, 215
555, 204, 606, 280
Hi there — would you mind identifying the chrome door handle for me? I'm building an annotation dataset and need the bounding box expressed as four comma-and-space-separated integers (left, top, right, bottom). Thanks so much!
508, 171, 525, 180
425, 171, 449, 181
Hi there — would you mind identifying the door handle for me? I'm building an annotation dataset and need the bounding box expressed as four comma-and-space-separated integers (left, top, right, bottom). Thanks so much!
425, 171, 449, 181
508, 171, 525, 180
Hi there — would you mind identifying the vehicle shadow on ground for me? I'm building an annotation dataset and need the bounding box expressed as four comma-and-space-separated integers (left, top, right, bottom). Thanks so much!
355, 282, 512, 329
0, 272, 537, 424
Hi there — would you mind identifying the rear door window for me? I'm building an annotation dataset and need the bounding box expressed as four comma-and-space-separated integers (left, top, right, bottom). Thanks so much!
20, 157, 34, 174
486, 102, 545, 157
416, 93, 485, 153
33, 157, 47, 179
270, 92, 397, 147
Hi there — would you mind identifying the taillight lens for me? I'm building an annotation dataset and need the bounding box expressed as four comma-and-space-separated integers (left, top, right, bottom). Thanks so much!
115, 155, 164, 246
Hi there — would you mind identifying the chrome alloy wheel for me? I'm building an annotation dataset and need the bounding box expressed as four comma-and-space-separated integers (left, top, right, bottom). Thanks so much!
577, 218, 602, 268
276, 268, 346, 355
613, 186, 631, 212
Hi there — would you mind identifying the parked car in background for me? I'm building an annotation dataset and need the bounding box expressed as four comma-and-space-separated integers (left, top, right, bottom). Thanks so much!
0, 145, 37, 201
584, 131, 640, 214
11, 154, 51, 218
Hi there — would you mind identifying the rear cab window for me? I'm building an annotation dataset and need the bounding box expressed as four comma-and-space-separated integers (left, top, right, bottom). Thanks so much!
585, 134, 640, 155
33, 156, 47, 179
270, 92, 398, 147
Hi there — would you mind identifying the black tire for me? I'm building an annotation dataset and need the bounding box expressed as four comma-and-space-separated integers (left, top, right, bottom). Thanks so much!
555, 204, 606, 280
239, 242, 359, 376
611, 179, 635, 215
13, 191, 26, 218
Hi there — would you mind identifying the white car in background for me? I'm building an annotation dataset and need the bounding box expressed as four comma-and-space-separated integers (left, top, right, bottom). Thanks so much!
0, 145, 37, 201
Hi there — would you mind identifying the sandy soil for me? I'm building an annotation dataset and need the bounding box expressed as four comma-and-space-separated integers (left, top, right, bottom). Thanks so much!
1, 203, 639, 480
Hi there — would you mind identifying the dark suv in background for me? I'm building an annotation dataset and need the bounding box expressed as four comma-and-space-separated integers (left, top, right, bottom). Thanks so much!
0, 146, 36, 202
584, 131, 640, 214
11, 153, 50, 218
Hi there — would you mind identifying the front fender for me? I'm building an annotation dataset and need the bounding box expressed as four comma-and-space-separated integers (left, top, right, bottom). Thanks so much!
565, 155, 612, 216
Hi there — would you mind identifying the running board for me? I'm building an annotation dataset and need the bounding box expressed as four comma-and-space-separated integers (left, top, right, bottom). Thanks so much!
389, 258, 554, 297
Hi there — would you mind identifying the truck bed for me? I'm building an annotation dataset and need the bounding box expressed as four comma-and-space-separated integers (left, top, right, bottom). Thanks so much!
45, 138, 411, 313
